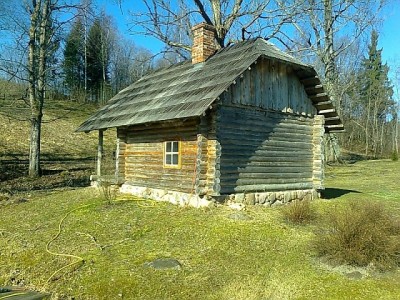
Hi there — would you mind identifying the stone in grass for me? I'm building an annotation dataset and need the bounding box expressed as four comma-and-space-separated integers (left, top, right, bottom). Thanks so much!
346, 271, 363, 280
228, 212, 253, 221
144, 258, 182, 270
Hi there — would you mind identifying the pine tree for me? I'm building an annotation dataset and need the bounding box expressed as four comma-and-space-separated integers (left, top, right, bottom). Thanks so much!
63, 18, 85, 97
86, 15, 112, 103
359, 30, 394, 156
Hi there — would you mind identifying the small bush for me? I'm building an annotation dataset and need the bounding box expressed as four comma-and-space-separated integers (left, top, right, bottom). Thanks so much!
313, 200, 400, 270
391, 151, 399, 161
99, 181, 118, 204
282, 200, 316, 225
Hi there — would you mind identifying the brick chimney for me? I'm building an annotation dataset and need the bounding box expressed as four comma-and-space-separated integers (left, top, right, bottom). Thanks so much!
191, 23, 217, 64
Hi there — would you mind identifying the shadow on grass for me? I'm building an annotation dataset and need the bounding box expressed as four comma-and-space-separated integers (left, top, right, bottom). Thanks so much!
322, 188, 361, 200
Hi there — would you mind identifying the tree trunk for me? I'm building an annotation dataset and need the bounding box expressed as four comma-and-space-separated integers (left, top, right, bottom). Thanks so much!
28, 0, 50, 177
28, 1, 41, 177
29, 115, 42, 176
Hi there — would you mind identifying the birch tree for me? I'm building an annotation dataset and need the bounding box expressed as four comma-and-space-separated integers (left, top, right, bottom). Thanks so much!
27, 0, 53, 177
0, 0, 86, 177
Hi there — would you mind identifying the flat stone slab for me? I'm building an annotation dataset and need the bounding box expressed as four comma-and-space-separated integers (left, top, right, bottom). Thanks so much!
346, 271, 364, 279
144, 258, 182, 270
0, 287, 49, 300
228, 212, 253, 221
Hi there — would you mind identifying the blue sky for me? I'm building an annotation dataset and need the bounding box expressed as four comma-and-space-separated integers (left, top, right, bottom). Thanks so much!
99, 0, 399, 82
379, 1, 400, 78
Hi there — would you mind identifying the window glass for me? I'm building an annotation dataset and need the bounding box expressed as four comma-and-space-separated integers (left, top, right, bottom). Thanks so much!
164, 141, 180, 168
172, 142, 179, 152
172, 154, 178, 165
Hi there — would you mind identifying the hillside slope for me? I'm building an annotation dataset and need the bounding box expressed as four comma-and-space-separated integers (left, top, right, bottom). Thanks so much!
0, 99, 115, 191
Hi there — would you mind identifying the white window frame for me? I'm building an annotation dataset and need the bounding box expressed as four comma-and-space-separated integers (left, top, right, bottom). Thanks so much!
164, 141, 181, 168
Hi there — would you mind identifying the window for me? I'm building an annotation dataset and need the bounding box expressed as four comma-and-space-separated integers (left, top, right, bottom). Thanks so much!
164, 141, 181, 168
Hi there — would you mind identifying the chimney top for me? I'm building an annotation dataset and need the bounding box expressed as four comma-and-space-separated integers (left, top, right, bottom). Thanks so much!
191, 22, 217, 64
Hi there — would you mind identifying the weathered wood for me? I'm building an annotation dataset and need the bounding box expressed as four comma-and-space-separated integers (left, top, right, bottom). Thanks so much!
220, 178, 313, 185
221, 182, 314, 193
119, 119, 200, 194
220, 166, 314, 175
324, 116, 340, 122
300, 76, 319, 86
305, 84, 324, 94
318, 108, 336, 114
312, 115, 324, 189
222, 58, 316, 116
310, 93, 329, 102
97, 130, 104, 176
115, 137, 120, 178
216, 104, 314, 194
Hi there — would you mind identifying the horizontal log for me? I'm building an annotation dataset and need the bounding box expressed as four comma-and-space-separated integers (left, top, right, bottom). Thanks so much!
217, 114, 314, 131
220, 171, 312, 179
310, 93, 329, 102
220, 178, 312, 186
219, 133, 313, 145
219, 160, 312, 167
219, 149, 313, 158
324, 116, 340, 122
125, 118, 199, 132
304, 84, 324, 94
318, 109, 336, 114
220, 155, 314, 163
218, 106, 314, 122
220, 167, 312, 175
300, 76, 320, 86
325, 124, 345, 129
219, 142, 313, 152
218, 127, 313, 140
220, 182, 314, 193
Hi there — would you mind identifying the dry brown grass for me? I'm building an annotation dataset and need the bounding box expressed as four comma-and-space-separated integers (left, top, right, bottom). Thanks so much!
313, 199, 400, 270
282, 199, 316, 225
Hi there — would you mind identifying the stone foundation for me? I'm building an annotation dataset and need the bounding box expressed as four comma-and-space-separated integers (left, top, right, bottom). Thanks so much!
224, 189, 320, 207
119, 184, 214, 208
118, 183, 320, 208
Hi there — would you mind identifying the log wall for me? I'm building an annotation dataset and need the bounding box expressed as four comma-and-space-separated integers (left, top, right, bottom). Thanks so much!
312, 115, 325, 189
222, 59, 317, 116
119, 119, 200, 194
116, 128, 127, 179
216, 105, 315, 194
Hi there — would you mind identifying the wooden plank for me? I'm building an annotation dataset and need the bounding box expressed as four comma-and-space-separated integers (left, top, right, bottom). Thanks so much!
309, 93, 329, 101
300, 76, 319, 86
304, 84, 324, 94
220, 182, 314, 193
318, 109, 336, 114
97, 130, 104, 176
324, 116, 340, 122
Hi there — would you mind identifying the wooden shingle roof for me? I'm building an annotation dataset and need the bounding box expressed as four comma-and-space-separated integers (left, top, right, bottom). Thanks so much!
77, 38, 343, 133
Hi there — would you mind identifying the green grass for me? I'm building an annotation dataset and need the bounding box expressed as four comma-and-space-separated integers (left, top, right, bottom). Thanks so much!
1, 160, 400, 299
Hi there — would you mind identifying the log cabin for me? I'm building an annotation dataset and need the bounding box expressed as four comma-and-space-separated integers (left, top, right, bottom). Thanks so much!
77, 23, 343, 207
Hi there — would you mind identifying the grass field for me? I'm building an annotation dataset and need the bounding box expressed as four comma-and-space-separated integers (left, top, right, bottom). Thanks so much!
0, 99, 399, 299
0, 161, 399, 299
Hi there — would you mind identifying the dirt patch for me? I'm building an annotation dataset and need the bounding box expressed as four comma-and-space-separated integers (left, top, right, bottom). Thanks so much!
0, 159, 93, 195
